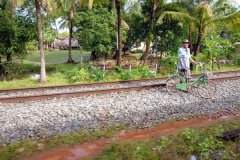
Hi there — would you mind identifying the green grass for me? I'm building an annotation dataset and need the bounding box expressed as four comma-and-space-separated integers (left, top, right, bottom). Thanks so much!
18, 50, 90, 65
92, 118, 240, 160
0, 124, 125, 160
0, 63, 77, 89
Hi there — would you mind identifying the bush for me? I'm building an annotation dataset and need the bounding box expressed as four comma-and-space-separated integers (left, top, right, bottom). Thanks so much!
0, 63, 39, 80
90, 67, 107, 82
66, 67, 91, 83
26, 41, 38, 52
119, 70, 135, 80
137, 67, 154, 78
116, 66, 155, 81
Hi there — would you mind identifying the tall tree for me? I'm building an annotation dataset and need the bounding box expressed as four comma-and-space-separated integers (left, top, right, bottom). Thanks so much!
141, 0, 164, 66
35, 0, 46, 82
1, 0, 47, 82
54, 0, 95, 63
115, 0, 122, 66
75, 7, 116, 60
159, 0, 240, 55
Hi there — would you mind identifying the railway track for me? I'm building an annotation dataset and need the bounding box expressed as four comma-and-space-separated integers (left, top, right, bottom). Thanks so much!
0, 70, 240, 103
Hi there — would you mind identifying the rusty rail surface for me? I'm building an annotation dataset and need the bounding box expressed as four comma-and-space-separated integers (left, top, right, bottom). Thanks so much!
0, 73, 239, 103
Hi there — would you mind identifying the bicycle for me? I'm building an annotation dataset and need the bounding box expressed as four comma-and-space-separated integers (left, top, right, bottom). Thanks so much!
166, 63, 216, 99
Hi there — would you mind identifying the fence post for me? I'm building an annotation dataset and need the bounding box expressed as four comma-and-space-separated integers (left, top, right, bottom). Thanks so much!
155, 64, 158, 76
103, 63, 106, 71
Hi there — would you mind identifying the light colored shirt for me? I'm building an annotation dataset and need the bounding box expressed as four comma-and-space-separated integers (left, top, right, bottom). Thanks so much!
177, 47, 191, 69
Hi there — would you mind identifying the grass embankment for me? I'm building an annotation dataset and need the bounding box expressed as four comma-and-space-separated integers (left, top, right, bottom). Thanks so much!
0, 125, 125, 160
93, 118, 240, 160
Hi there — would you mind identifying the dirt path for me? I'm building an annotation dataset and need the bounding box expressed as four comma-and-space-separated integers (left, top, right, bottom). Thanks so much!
24, 115, 238, 160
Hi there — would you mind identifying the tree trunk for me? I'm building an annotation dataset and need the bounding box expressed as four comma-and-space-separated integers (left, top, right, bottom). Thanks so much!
217, 60, 221, 70
68, 7, 74, 63
195, 30, 203, 56
0, 57, 3, 78
188, 26, 193, 54
143, 41, 150, 66
116, 0, 122, 66
90, 50, 97, 60
123, 29, 132, 55
35, 0, 47, 82
6, 51, 12, 63
143, 0, 155, 66
212, 57, 214, 71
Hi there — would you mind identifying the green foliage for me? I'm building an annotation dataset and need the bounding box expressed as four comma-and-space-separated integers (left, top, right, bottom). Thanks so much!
58, 31, 69, 39
75, 7, 117, 57
0, 63, 39, 80
66, 65, 155, 83
202, 34, 234, 68
116, 66, 155, 80
137, 66, 155, 78
0, 10, 36, 58
26, 41, 38, 51
67, 67, 91, 83
43, 27, 56, 45
119, 69, 135, 80
95, 119, 240, 160
90, 67, 107, 82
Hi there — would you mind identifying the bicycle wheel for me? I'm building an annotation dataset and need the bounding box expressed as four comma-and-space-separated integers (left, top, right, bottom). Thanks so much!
166, 75, 181, 94
197, 80, 216, 99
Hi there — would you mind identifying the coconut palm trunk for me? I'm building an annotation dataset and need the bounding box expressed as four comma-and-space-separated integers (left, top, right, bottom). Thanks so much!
195, 29, 203, 55
68, 7, 74, 63
143, 41, 151, 66
116, 0, 122, 66
143, 0, 155, 66
188, 26, 193, 54
35, 0, 47, 82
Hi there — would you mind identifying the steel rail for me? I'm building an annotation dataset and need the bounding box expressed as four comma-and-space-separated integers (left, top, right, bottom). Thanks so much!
0, 69, 239, 93
0, 75, 239, 103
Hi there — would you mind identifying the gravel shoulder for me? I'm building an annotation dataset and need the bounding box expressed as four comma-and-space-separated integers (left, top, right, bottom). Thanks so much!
0, 79, 239, 144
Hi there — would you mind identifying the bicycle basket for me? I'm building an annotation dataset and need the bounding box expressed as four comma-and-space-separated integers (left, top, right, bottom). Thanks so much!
204, 71, 213, 78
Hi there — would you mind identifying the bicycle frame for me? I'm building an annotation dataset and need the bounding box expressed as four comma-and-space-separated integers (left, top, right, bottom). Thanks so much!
176, 72, 208, 92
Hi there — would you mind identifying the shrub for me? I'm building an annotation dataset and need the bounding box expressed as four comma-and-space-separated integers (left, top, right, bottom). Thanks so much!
90, 67, 107, 82
137, 67, 154, 78
66, 67, 90, 83
119, 70, 135, 80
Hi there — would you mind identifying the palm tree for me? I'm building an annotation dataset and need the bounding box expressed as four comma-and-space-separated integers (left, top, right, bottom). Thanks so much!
115, 0, 122, 66
35, 0, 47, 82
54, 0, 94, 63
142, 0, 163, 66
3, 0, 47, 82
159, 0, 240, 55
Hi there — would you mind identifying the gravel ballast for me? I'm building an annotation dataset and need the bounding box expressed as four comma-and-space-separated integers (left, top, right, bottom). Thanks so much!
0, 79, 239, 144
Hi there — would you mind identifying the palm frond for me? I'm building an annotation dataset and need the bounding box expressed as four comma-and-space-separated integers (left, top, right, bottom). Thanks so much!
158, 11, 196, 24
194, 2, 213, 21
121, 19, 129, 30
209, 11, 240, 31
211, 0, 227, 7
